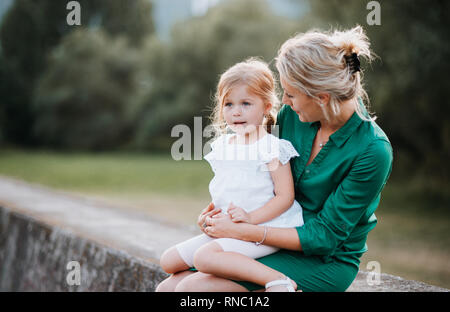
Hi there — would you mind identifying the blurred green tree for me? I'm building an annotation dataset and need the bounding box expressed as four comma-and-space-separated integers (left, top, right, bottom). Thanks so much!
0, 0, 154, 147
32, 29, 142, 150
133, 0, 298, 149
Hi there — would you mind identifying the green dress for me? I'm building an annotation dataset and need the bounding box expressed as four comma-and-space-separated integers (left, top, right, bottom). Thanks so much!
237, 103, 393, 292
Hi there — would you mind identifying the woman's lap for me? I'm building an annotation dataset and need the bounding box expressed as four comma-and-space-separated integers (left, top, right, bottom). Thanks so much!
234, 250, 359, 292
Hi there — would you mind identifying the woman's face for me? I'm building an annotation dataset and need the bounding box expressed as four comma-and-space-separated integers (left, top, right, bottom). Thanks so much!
280, 78, 323, 123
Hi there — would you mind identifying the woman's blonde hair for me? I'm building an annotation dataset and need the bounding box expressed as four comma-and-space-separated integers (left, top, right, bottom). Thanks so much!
275, 25, 375, 122
209, 58, 279, 137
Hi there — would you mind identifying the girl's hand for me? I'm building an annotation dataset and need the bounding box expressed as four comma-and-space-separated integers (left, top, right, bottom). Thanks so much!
197, 202, 221, 234
228, 202, 251, 223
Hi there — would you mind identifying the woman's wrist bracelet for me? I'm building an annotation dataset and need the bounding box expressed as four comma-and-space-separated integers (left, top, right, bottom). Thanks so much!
255, 225, 268, 246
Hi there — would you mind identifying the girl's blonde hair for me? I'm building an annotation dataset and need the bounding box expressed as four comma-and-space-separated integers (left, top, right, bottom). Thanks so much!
209, 58, 280, 137
275, 25, 375, 122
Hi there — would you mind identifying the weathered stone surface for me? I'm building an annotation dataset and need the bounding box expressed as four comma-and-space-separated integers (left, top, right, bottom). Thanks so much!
0, 176, 448, 292
347, 270, 448, 292
0, 207, 168, 291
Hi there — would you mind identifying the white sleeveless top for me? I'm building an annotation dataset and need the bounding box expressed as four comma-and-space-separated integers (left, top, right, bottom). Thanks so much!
204, 132, 304, 228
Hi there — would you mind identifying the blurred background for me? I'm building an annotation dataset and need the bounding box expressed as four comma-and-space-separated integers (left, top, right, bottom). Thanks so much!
0, 0, 448, 288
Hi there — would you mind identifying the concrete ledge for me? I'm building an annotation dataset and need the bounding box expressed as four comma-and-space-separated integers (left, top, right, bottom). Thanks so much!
0, 208, 166, 291
0, 176, 448, 292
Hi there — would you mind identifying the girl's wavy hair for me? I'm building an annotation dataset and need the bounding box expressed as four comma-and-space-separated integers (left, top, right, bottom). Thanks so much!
276, 25, 376, 122
209, 58, 280, 138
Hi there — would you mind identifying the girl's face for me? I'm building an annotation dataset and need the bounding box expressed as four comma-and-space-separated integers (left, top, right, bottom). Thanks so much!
222, 84, 270, 136
280, 78, 323, 123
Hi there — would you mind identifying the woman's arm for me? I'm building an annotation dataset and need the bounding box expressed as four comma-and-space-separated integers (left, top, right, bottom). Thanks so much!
205, 213, 302, 251
205, 139, 393, 254
295, 139, 393, 256
242, 222, 302, 251
228, 159, 295, 225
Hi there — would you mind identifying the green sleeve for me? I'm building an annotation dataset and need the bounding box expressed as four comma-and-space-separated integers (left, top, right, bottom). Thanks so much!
296, 139, 393, 256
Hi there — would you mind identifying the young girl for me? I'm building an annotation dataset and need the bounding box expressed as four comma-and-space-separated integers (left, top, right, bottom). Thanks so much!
159, 58, 304, 292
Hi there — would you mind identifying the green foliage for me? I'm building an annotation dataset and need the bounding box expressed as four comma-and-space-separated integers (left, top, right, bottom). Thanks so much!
132, 0, 298, 148
0, 0, 447, 184
81, 0, 155, 46
0, 0, 154, 146
32, 29, 142, 150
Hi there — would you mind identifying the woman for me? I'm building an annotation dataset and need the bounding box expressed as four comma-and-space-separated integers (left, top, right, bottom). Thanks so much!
156, 25, 393, 292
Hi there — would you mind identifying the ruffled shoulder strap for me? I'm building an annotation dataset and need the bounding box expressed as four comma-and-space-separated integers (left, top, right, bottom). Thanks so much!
258, 135, 300, 166
204, 134, 228, 162
277, 139, 300, 164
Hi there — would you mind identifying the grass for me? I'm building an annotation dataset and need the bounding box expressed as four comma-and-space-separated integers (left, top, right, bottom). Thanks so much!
0, 148, 448, 289
0, 148, 212, 197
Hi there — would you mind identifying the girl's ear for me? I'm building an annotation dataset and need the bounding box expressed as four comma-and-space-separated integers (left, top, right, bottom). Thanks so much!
264, 102, 273, 115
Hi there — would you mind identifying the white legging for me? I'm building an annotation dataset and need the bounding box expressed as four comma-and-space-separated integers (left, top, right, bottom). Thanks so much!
175, 233, 279, 268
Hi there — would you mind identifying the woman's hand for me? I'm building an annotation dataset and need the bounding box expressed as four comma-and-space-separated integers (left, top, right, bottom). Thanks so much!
204, 212, 242, 239
228, 202, 251, 223
197, 202, 221, 234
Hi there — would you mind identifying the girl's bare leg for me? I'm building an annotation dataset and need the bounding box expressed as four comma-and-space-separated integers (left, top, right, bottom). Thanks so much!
159, 246, 190, 274
175, 271, 249, 292
155, 270, 195, 292
193, 242, 296, 291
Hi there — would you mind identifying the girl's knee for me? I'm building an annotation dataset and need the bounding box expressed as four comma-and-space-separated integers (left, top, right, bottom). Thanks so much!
193, 242, 222, 273
159, 248, 174, 273
160, 246, 187, 274
193, 246, 211, 273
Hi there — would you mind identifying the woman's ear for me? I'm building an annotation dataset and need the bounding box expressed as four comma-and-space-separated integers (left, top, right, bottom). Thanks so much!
317, 93, 330, 106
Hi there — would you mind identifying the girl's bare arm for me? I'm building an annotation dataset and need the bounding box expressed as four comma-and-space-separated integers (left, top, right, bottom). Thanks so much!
246, 158, 295, 225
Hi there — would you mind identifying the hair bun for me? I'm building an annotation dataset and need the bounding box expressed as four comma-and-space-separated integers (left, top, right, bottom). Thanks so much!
344, 52, 361, 74
275, 24, 376, 123
331, 25, 371, 60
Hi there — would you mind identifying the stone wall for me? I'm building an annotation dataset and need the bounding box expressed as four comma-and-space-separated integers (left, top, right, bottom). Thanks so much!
0, 207, 166, 291
0, 177, 447, 292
